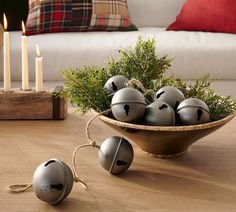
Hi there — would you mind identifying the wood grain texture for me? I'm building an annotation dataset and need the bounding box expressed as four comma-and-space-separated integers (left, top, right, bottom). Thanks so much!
0, 86, 67, 119
0, 110, 235, 212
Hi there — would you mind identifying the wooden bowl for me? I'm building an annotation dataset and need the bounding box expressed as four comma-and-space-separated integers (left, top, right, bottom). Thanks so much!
94, 110, 235, 158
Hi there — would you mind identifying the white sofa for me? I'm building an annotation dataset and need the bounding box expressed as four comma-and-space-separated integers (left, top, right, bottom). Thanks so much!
1, 0, 236, 97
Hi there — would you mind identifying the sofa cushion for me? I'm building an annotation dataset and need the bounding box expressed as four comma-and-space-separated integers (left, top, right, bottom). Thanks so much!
2, 28, 236, 82
167, 0, 236, 34
127, 0, 186, 27
26, 0, 136, 35
0, 0, 28, 31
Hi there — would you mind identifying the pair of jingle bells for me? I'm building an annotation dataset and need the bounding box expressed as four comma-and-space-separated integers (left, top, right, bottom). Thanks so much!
154, 86, 211, 125
33, 136, 133, 204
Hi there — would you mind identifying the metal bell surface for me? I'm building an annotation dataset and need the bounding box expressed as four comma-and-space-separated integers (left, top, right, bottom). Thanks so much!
177, 97, 211, 125
32, 159, 74, 204
154, 86, 185, 110
103, 75, 129, 97
98, 136, 134, 175
111, 87, 147, 123
144, 101, 175, 126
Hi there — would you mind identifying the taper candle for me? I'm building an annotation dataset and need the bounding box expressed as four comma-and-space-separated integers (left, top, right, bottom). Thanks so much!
3, 14, 11, 92
35, 44, 44, 92
21, 21, 29, 90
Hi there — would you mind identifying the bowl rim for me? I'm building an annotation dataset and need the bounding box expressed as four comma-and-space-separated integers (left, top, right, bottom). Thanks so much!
92, 110, 236, 132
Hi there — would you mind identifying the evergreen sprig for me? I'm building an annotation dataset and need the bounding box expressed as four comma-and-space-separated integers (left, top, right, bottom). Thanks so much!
62, 37, 236, 120
202, 90, 236, 121
62, 67, 110, 113
186, 74, 212, 98
106, 37, 172, 88
185, 75, 236, 120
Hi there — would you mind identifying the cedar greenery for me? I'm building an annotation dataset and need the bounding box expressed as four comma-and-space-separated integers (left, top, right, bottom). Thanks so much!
62, 37, 236, 120
105, 37, 172, 88
62, 67, 110, 113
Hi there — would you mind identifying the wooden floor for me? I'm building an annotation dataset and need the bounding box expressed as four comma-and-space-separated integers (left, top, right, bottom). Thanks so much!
0, 110, 236, 212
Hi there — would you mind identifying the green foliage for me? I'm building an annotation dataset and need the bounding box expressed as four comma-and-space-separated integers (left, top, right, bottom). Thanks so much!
184, 75, 236, 120
62, 37, 171, 113
62, 37, 236, 120
201, 90, 236, 121
62, 67, 110, 113
105, 37, 172, 88
186, 74, 212, 98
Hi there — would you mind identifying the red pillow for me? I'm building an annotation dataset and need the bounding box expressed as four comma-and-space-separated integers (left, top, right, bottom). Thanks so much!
167, 0, 236, 34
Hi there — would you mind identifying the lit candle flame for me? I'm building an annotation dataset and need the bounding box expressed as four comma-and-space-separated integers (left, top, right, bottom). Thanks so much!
22, 21, 26, 35
36, 44, 41, 57
3, 13, 7, 31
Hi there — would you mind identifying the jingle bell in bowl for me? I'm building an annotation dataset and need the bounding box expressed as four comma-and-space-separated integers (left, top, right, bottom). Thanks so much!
177, 97, 211, 125
111, 87, 147, 123
154, 86, 185, 110
98, 136, 134, 174
144, 101, 175, 126
103, 75, 129, 97
32, 159, 74, 204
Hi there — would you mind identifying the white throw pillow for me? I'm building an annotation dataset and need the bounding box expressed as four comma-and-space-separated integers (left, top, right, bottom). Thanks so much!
127, 0, 186, 27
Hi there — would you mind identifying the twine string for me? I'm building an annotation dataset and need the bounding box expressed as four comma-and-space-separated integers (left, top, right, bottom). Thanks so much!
72, 143, 100, 189
86, 112, 103, 145
127, 78, 153, 104
127, 78, 147, 93
72, 109, 111, 189
8, 110, 111, 193
8, 184, 32, 193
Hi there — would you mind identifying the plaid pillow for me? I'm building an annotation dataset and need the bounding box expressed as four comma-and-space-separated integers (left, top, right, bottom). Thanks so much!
26, 0, 136, 35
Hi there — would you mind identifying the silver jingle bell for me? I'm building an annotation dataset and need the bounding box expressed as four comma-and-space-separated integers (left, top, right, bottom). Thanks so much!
111, 87, 147, 123
177, 97, 211, 125
144, 101, 175, 126
98, 136, 134, 175
103, 75, 129, 97
154, 86, 185, 110
32, 159, 74, 204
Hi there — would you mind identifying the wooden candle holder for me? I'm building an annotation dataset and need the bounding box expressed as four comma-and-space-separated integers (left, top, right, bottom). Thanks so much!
0, 86, 67, 120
